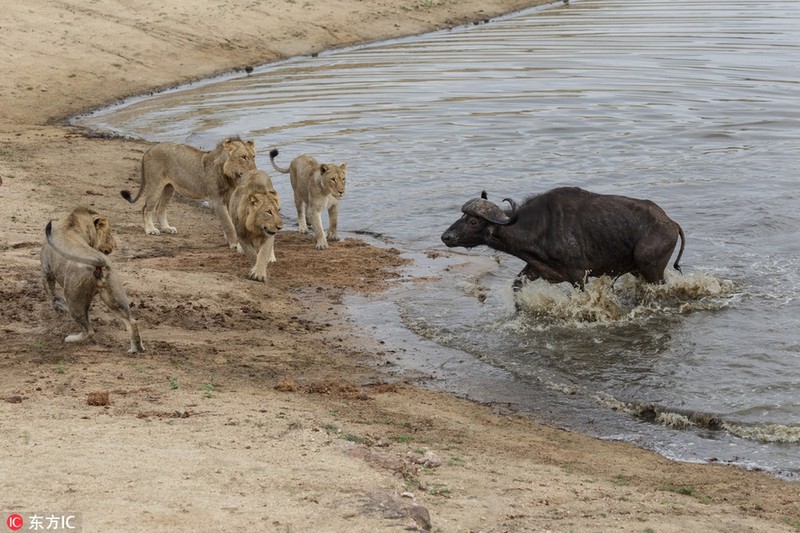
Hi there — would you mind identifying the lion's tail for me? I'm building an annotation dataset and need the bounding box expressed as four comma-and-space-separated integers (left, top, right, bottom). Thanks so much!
269, 148, 291, 174
45, 221, 108, 269
120, 158, 146, 204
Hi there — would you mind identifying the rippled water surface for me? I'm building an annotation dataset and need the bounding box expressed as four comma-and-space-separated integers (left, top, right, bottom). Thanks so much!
75, 0, 800, 477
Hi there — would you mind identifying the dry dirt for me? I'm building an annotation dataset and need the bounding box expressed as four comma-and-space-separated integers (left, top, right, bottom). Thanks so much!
1, 1, 799, 531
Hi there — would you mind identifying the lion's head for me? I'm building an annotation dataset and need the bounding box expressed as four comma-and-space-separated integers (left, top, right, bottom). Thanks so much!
244, 189, 282, 237
233, 172, 283, 239
219, 138, 257, 181
320, 162, 347, 199
67, 207, 118, 255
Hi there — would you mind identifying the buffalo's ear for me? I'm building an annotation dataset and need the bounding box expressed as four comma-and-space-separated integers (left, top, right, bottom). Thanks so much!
481, 190, 488, 200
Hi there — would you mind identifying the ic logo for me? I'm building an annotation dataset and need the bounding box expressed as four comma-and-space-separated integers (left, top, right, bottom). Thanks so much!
6, 514, 24, 531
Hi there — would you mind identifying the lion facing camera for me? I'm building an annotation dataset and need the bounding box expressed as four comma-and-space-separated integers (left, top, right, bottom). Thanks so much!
229, 169, 283, 282
41, 207, 144, 353
269, 148, 346, 250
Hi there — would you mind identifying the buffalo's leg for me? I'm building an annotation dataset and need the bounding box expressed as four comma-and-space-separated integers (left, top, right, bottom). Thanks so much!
513, 264, 540, 292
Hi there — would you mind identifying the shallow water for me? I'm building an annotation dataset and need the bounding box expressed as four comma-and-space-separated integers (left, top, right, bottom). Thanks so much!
74, 0, 800, 478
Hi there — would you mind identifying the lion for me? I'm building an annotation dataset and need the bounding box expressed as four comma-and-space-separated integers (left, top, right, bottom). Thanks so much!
228, 169, 283, 282
41, 207, 144, 353
269, 148, 346, 250
121, 137, 256, 248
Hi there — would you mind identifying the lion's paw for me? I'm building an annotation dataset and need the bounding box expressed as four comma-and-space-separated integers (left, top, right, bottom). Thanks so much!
248, 269, 267, 282
65, 332, 91, 343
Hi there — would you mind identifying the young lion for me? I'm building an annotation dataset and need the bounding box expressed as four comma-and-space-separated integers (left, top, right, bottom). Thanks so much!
228, 170, 283, 282
41, 207, 144, 353
121, 137, 256, 248
269, 148, 346, 250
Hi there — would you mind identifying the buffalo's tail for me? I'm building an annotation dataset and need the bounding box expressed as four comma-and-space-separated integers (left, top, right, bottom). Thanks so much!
673, 225, 686, 273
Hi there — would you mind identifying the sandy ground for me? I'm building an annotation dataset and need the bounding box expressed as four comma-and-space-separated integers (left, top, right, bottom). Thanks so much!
1, 1, 799, 531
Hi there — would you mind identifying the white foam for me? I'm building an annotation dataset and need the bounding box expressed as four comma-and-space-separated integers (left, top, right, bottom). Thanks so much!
513, 271, 738, 327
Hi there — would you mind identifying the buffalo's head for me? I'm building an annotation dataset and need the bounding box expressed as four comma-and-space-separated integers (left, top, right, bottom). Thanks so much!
441, 191, 518, 248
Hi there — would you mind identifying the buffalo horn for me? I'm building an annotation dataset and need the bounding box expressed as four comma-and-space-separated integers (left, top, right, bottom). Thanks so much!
461, 197, 517, 226
502, 197, 519, 224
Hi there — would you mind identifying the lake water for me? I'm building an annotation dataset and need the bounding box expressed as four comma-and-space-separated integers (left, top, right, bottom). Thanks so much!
73, 0, 800, 479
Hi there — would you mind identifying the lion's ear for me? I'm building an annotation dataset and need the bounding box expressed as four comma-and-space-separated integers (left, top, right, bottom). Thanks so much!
340, 162, 347, 171
246, 140, 255, 149
93, 216, 109, 230
320, 164, 329, 173
249, 193, 260, 206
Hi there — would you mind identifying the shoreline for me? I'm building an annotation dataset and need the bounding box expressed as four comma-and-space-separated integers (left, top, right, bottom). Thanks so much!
2, 1, 799, 531
64, 1, 559, 130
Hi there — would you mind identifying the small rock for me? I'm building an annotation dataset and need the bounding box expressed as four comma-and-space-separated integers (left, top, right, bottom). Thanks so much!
408, 505, 432, 532
87, 391, 109, 406
274, 377, 298, 392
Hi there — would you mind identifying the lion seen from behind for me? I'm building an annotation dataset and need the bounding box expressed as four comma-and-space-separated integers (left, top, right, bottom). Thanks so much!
121, 138, 256, 248
269, 148, 346, 250
229, 169, 283, 282
41, 207, 144, 353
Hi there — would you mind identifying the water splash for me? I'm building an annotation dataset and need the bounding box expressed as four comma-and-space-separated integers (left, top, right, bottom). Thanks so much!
597, 394, 800, 444
513, 271, 738, 326
723, 423, 800, 444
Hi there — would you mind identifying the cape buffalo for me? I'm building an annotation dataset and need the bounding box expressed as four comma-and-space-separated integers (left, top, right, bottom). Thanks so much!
440, 187, 685, 289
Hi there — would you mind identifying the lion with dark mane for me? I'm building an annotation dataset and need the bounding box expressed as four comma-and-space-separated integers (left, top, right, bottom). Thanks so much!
122, 137, 256, 247
41, 207, 144, 353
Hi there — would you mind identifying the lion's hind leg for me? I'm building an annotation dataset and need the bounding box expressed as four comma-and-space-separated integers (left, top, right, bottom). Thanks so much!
63, 297, 94, 343
293, 188, 309, 233
41, 262, 68, 313
141, 192, 161, 235
51, 296, 68, 313
155, 184, 177, 234
98, 273, 144, 353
